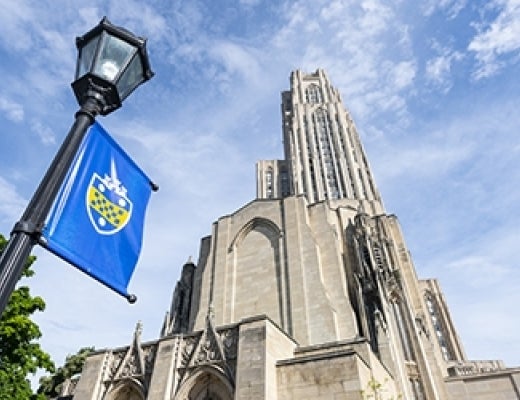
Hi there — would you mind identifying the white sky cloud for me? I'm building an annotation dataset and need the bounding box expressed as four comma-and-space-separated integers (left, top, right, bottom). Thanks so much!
30, 120, 56, 145
375, 142, 472, 181
425, 47, 464, 92
239, 0, 261, 5
392, 61, 417, 90
0, 176, 26, 224
270, 0, 416, 125
444, 256, 511, 288
468, 0, 520, 79
0, 95, 24, 122
422, 0, 468, 18
209, 41, 263, 87
0, 0, 35, 52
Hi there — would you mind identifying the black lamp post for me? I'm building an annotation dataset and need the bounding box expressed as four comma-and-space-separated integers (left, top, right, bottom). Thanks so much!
0, 17, 153, 315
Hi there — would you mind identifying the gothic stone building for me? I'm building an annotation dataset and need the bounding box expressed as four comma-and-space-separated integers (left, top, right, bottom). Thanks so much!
67, 70, 520, 399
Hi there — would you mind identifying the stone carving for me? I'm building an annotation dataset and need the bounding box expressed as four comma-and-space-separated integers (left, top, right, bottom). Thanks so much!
120, 352, 141, 378
143, 345, 157, 375
194, 334, 221, 365
386, 270, 403, 301
110, 321, 154, 382
415, 313, 431, 340
188, 316, 226, 368
181, 335, 199, 368
220, 328, 238, 360
175, 314, 238, 395
100, 323, 159, 399
109, 351, 126, 379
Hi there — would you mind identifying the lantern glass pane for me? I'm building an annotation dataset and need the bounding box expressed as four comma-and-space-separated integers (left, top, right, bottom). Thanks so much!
77, 36, 100, 79
93, 33, 135, 83
116, 54, 144, 100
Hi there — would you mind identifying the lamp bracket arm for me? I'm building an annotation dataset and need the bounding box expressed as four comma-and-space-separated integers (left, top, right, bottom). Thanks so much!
11, 220, 40, 238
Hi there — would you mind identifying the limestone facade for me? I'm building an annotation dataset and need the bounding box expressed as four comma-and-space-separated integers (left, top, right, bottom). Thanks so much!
67, 70, 520, 399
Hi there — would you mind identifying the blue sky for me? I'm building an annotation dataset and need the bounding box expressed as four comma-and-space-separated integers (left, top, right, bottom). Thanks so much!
0, 0, 519, 375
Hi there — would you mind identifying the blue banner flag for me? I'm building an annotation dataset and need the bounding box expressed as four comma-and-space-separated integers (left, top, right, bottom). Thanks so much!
41, 122, 156, 301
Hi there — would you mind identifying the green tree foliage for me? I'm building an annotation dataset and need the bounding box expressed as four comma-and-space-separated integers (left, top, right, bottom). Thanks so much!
38, 346, 94, 398
0, 234, 55, 400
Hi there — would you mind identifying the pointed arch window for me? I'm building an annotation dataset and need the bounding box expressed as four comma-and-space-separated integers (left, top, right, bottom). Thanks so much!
305, 84, 323, 104
280, 166, 290, 197
313, 108, 340, 199
424, 292, 454, 361
265, 167, 273, 198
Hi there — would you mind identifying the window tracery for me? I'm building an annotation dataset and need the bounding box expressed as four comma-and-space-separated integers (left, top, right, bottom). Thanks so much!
266, 168, 273, 198
305, 84, 323, 104
424, 292, 454, 361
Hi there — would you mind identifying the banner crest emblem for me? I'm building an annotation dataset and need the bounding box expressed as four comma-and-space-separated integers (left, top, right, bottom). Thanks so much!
86, 160, 133, 235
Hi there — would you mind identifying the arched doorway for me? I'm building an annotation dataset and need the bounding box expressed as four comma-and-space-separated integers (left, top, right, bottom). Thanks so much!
106, 379, 145, 400
175, 367, 233, 400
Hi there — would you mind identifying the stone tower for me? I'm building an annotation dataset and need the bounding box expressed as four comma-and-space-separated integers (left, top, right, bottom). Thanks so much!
70, 70, 519, 400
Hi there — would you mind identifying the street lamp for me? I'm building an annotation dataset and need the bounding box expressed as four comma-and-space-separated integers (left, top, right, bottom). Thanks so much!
72, 16, 154, 116
0, 17, 153, 315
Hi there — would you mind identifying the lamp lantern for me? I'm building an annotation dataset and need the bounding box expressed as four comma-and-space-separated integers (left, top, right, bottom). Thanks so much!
72, 17, 154, 115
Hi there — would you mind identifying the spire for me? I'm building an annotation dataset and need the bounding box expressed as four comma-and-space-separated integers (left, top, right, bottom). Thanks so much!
162, 257, 196, 336
185, 305, 226, 368
113, 321, 146, 380
278, 69, 382, 206
160, 311, 170, 338
257, 69, 383, 210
